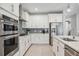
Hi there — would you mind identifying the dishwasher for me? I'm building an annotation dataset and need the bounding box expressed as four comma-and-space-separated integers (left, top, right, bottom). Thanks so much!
65, 45, 79, 56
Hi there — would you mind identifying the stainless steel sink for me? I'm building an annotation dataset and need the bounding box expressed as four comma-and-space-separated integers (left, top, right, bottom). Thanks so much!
61, 38, 77, 42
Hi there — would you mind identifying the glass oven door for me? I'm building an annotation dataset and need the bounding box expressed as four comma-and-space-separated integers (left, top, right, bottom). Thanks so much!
4, 35, 18, 56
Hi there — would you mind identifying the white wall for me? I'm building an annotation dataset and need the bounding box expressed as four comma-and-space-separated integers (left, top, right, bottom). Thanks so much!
26, 14, 49, 28
76, 14, 79, 35
63, 4, 79, 35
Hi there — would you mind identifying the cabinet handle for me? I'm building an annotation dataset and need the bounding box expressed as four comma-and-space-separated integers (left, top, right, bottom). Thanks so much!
57, 46, 59, 52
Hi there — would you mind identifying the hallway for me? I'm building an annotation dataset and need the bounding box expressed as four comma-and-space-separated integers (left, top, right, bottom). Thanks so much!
24, 44, 54, 56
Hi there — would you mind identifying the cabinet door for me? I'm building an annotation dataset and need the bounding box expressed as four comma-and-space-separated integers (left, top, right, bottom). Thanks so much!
48, 14, 62, 22
57, 41, 64, 56
48, 14, 57, 22
56, 14, 62, 22
22, 10, 25, 20
19, 36, 26, 56
24, 12, 29, 21
22, 22, 27, 28
0, 3, 12, 12
19, 36, 30, 56
53, 39, 58, 56
13, 3, 19, 17
0, 3, 19, 20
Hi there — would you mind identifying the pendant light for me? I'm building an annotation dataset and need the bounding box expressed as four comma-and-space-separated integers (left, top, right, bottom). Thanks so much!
67, 4, 71, 12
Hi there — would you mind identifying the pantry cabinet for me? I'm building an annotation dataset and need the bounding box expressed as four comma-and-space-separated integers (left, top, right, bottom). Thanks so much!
53, 38, 64, 56
19, 36, 27, 56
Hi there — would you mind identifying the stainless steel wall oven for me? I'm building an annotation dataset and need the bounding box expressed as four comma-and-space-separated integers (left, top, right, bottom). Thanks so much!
4, 34, 19, 56
0, 14, 19, 56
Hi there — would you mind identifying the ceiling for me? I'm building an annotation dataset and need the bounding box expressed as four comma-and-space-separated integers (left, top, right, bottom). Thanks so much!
22, 3, 68, 14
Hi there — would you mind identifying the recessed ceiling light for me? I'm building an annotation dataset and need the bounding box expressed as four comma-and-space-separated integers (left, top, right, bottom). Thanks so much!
35, 8, 38, 11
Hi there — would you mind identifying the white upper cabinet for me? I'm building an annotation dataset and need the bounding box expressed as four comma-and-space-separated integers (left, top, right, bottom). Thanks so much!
56, 14, 63, 22
22, 11, 30, 28
21, 10, 25, 20
0, 3, 12, 13
48, 14, 63, 22
29, 15, 49, 28
24, 12, 29, 21
12, 3, 19, 17
0, 3, 19, 20
48, 14, 57, 22
21, 11, 29, 21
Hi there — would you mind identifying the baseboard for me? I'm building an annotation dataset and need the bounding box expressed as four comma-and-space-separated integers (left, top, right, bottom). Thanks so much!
32, 43, 49, 45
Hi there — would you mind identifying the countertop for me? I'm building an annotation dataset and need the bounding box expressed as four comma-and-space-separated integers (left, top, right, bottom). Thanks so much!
53, 35, 79, 53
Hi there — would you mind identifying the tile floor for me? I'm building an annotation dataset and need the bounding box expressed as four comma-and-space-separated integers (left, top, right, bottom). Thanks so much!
24, 44, 54, 56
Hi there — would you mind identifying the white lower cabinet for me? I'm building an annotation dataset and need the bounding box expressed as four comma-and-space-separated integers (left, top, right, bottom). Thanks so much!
57, 41, 64, 56
53, 38, 58, 56
53, 38, 64, 56
13, 35, 31, 56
